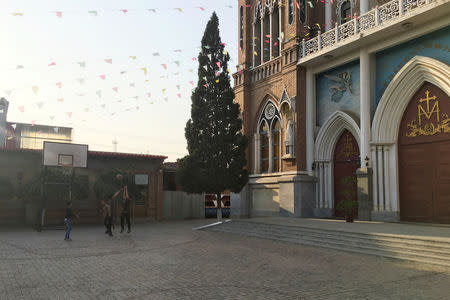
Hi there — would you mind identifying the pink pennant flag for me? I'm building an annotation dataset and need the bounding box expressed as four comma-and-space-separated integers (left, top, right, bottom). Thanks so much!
18, 106, 24, 113
245, 4, 251, 8
56, 82, 62, 88
177, 93, 181, 99
296, 1, 300, 9
99, 75, 106, 80
112, 87, 118, 92
120, 9, 128, 14
31, 120, 36, 126
192, 57, 197, 61
220, 43, 227, 46
48, 62, 56, 66
105, 59, 112, 64
203, 84, 207, 88
147, 93, 151, 98
56, 11, 62, 18
189, 81, 194, 86
198, 7, 205, 11
216, 62, 221, 68
67, 112, 72, 118
161, 64, 167, 70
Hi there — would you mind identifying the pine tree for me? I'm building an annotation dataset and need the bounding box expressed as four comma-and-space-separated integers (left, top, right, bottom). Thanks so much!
176, 12, 248, 221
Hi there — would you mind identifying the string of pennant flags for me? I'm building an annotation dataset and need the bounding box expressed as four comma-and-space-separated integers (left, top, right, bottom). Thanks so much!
7, 4, 237, 18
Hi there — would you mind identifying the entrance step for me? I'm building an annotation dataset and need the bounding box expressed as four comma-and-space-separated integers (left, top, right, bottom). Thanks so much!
203, 220, 450, 267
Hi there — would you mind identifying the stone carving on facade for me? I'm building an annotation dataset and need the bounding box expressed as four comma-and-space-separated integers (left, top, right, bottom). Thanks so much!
325, 70, 353, 102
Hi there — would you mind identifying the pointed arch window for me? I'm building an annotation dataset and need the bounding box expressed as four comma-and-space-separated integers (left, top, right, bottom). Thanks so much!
272, 118, 281, 172
256, 101, 282, 174
240, 6, 244, 50
254, 7, 261, 66
260, 121, 269, 173
299, 0, 306, 24
340, 1, 352, 24
288, 0, 294, 24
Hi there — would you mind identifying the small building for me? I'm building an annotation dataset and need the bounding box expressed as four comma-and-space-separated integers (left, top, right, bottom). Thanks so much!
0, 147, 167, 225
0, 98, 73, 150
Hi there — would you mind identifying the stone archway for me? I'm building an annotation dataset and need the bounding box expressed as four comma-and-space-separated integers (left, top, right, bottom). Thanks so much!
314, 111, 360, 216
398, 82, 450, 223
371, 56, 450, 221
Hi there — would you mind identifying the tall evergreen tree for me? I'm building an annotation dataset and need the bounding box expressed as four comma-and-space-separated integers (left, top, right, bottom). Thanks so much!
176, 12, 248, 221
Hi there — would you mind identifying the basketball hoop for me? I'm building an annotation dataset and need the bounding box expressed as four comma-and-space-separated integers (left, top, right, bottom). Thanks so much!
60, 164, 73, 176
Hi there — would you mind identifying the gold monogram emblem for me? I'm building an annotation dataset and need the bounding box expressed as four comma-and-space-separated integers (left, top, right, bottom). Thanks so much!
341, 134, 357, 158
406, 90, 450, 138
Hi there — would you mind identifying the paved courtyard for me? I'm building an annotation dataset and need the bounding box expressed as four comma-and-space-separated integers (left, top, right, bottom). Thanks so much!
0, 220, 449, 300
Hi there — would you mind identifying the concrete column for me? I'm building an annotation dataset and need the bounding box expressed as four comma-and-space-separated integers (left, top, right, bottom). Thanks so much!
371, 145, 379, 211
360, 48, 371, 168
383, 147, 391, 211
377, 147, 384, 211
360, 0, 370, 14
327, 162, 333, 209
319, 163, 325, 208
254, 134, 261, 174
325, 1, 332, 31
315, 163, 320, 208
306, 69, 315, 176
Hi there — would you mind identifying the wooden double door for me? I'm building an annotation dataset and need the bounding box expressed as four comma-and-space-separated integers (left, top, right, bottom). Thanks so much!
398, 82, 450, 223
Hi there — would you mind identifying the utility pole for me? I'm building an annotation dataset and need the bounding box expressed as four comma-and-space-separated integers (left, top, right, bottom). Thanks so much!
112, 136, 118, 152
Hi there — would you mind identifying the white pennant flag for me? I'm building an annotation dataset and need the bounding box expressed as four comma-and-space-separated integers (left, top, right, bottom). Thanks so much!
96, 90, 102, 98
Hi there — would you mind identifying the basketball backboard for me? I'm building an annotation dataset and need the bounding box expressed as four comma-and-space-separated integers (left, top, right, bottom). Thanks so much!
43, 142, 88, 168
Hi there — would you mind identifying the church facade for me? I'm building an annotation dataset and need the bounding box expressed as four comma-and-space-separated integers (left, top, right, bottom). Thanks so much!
232, 0, 450, 223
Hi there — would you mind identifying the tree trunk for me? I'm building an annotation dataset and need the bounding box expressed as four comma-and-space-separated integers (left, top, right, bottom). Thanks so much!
216, 193, 223, 222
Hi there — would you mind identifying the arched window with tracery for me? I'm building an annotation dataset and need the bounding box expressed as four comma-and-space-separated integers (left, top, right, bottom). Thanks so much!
256, 101, 282, 174
272, 118, 281, 172
260, 121, 269, 173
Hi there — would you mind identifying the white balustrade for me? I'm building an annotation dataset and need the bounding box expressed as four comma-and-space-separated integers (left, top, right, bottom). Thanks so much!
298, 0, 434, 61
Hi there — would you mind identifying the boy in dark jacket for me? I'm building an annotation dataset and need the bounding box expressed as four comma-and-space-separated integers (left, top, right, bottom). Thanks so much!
64, 201, 79, 241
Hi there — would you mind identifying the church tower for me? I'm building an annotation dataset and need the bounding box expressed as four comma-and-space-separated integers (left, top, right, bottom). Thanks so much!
0, 98, 9, 148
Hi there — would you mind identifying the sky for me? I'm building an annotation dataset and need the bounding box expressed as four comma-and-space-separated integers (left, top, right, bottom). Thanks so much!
0, 0, 238, 161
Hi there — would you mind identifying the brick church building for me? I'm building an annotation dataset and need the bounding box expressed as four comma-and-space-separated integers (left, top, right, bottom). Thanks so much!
232, 0, 449, 223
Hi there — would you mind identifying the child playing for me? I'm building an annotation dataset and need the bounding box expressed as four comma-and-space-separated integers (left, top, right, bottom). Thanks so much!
64, 201, 79, 241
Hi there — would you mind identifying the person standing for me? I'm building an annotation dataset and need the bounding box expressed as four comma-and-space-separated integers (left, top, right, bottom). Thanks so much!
64, 201, 79, 241
101, 199, 113, 236
120, 186, 131, 233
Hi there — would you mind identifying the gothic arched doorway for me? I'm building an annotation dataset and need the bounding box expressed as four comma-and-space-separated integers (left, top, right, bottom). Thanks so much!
398, 82, 450, 223
334, 130, 360, 218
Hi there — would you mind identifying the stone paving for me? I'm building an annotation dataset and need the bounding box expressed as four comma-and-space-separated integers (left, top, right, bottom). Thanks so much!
0, 220, 449, 299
